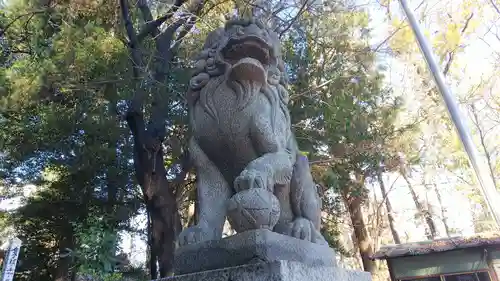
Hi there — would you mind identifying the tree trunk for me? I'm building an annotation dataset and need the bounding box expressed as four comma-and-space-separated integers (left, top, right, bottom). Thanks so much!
377, 171, 401, 244
342, 181, 375, 273
401, 172, 437, 239
146, 168, 182, 278
146, 208, 157, 278
369, 186, 382, 252
128, 123, 182, 278
54, 228, 74, 281
434, 184, 451, 236
119, 1, 203, 277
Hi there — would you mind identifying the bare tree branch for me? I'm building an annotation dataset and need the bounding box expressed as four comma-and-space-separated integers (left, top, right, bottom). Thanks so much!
279, 0, 310, 37
442, 13, 474, 76
171, 15, 198, 50
136, 0, 187, 42
0, 8, 49, 37
147, 1, 204, 137
239, 0, 289, 26
489, 0, 500, 15
120, 0, 147, 114
372, 23, 407, 53
469, 104, 498, 189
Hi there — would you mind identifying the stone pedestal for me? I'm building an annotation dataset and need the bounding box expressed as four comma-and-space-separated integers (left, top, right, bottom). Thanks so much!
174, 229, 336, 275
168, 230, 371, 281
157, 261, 372, 281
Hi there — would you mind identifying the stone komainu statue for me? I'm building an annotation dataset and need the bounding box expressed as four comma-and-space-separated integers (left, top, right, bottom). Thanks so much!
179, 18, 327, 246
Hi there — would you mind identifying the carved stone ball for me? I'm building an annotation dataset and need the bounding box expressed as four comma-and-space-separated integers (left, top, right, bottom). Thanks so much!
227, 188, 281, 233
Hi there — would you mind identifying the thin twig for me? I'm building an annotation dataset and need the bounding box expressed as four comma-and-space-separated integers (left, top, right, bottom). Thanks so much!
442, 13, 474, 76
489, 0, 500, 15
136, 0, 187, 42
0, 8, 49, 37
279, 0, 310, 37
469, 104, 498, 189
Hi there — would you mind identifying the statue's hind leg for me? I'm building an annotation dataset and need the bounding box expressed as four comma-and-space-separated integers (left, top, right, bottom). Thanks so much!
275, 154, 328, 245
177, 137, 232, 247
273, 183, 295, 234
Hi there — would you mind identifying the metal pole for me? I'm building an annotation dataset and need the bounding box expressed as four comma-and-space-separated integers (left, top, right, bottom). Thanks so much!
398, 0, 500, 227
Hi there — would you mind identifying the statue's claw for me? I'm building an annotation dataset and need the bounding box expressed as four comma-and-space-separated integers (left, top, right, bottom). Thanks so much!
234, 169, 271, 192
282, 217, 329, 245
177, 225, 212, 247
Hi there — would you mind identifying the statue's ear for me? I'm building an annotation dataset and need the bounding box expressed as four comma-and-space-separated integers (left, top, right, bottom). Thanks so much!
277, 60, 285, 72
202, 28, 224, 50
278, 84, 289, 105
186, 88, 200, 108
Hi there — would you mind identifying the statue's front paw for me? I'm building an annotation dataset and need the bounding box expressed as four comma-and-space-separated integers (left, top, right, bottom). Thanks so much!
177, 225, 211, 247
283, 217, 328, 245
234, 169, 271, 192
285, 217, 313, 242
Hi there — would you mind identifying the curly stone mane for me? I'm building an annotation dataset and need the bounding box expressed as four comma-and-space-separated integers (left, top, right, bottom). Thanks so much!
187, 18, 290, 131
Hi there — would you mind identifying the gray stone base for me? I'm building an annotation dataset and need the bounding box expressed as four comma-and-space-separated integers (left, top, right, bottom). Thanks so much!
174, 229, 337, 275
157, 261, 372, 281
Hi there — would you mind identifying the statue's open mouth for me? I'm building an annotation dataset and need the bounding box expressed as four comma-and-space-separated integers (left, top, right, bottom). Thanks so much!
222, 36, 273, 66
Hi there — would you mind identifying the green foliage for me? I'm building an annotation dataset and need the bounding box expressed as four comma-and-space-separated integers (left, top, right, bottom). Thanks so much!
72, 218, 119, 273
284, 4, 402, 194
65, 217, 123, 280
0, 0, 140, 280
278, 5, 405, 263
321, 218, 350, 257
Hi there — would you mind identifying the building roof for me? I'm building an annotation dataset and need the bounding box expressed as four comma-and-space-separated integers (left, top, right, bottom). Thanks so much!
372, 232, 500, 260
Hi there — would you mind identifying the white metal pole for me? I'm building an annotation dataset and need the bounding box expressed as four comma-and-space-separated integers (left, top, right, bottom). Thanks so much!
398, 0, 500, 227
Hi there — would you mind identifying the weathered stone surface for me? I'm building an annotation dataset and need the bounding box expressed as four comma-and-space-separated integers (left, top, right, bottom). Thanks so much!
159, 261, 371, 281
179, 16, 328, 249
174, 229, 337, 275
227, 188, 281, 233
